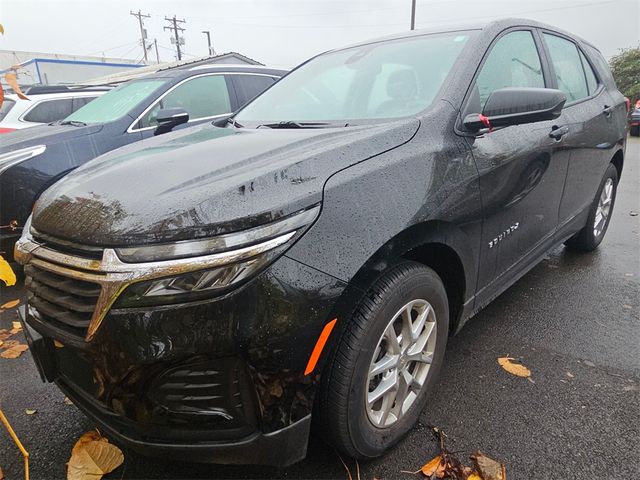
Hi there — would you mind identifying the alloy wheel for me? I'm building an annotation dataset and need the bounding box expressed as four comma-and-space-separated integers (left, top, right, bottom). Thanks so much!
365, 299, 437, 428
593, 178, 614, 238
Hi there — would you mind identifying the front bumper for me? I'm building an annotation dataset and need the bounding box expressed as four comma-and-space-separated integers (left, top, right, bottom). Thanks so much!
17, 251, 346, 466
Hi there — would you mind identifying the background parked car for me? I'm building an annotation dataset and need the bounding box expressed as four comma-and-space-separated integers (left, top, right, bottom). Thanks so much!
0, 85, 109, 133
629, 101, 640, 136
0, 64, 286, 261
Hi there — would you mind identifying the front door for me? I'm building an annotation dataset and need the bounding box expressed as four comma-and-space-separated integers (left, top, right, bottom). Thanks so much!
464, 29, 569, 295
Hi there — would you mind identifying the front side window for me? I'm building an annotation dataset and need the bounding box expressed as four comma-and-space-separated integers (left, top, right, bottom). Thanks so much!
23, 98, 74, 123
138, 75, 231, 129
65, 79, 165, 124
543, 33, 589, 102
0, 98, 16, 121
475, 30, 545, 110
235, 31, 473, 124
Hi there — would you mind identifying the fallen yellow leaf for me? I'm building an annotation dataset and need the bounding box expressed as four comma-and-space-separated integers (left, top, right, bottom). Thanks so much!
0, 299, 20, 310
25, 409, 36, 415
0, 343, 28, 359
0, 464, 3, 480
0, 256, 16, 287
54, 340, 65, 348
497, 357, 531, 378
67, 431, 124, 480
64, 397, 74, 405
0, 330, 11, 341
420, 455, 445, 476
11, 321, 21, 330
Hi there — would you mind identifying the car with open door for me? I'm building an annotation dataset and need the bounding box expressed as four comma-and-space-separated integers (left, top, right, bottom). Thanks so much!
15, 18, 626, 466
0, 64, 286, 261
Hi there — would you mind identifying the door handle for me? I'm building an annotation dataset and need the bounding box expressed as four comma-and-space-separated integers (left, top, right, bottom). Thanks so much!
549, 125, 569, 140
602, 105, 614, 117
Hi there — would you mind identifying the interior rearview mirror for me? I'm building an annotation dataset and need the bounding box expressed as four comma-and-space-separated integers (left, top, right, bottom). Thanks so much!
463, 87, 566, 133
154, 108, 189, 136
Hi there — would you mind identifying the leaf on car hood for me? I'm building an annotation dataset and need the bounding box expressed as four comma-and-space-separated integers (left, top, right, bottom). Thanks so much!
497, 357, 531, 378
67, 430, 124, 480
0, 256, 17, 287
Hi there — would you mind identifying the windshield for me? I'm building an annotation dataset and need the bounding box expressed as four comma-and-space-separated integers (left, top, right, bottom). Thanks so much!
236, 31, 473, 125
64, 79, 166, 124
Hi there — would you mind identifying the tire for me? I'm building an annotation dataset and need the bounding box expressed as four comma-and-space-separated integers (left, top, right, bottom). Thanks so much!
316, 261, 449, 459
630, 125, 640, 137
564, 163, 618, 252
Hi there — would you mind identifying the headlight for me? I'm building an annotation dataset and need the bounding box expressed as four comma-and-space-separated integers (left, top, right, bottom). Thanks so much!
114, 205, 320, 306
0, 145, 47, 175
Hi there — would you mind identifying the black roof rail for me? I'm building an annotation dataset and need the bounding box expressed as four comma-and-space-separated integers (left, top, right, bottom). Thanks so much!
21, 85, 113, 94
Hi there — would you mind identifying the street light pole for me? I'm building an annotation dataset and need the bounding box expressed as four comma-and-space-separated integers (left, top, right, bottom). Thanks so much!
410, 0, 416, 30
202, 30, 215, 56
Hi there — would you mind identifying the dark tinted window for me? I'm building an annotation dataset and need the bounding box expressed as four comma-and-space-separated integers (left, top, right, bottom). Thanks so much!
139, 75, 231, 128
543, 33, 589, 102
234, 75, 276, 105
72, 96, 98, 111
579, 50, 599, 95
23, 98, 74, 123
475, 31, 545, 110
0, 99, 15, 121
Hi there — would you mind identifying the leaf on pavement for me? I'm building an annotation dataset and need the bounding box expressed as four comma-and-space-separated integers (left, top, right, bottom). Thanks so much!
0, 342, 28, 358
67, 431, 124, 480
64, 397, 74, 405
0, 299, 20, 310
419, 455, 446, 477
471, 451, 506, 480
497, 357, 531, 378
0, 256, 17, 287
0, 465, 3, 480
25, 409, 36, 415
0, 330, 11, 341
467, 474, 482, 480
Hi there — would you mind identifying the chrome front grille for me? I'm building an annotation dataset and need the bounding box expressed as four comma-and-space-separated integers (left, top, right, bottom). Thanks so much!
25, 264, 101, 335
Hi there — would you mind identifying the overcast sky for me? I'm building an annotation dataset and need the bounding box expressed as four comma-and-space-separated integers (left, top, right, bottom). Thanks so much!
1, 0, 638, 68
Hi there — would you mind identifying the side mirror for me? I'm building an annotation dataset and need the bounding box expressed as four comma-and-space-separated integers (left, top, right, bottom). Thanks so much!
464, 87, 566, 133
154, 108, 189, 136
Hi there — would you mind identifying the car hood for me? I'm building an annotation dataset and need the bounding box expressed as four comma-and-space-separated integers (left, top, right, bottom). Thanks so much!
0, 123, 104, 153
32, 120, 419, 246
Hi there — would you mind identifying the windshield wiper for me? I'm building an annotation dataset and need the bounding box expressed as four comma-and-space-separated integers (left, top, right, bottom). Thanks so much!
256, 121, 337, 129
58, 120, 87, 127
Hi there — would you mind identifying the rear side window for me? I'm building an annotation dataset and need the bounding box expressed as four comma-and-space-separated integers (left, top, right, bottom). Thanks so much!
543, 33, 589, 102
475, 30, 545, 109
579, 50, 599, 95
234, 75, 276, 106
138, 75, 231, 128
0, 99, 16, 121
23, 98, 74, 123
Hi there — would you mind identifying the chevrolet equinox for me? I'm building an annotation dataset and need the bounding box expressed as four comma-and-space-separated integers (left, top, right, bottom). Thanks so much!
15, 18, 627, 466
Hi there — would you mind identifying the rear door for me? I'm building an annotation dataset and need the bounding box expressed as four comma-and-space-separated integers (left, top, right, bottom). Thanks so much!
464, 29, 569, 294
540, 32, 620, 225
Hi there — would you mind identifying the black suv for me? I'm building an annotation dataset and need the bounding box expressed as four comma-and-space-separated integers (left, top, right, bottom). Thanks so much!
0, 65, 285, 261
15, 19, 627, 466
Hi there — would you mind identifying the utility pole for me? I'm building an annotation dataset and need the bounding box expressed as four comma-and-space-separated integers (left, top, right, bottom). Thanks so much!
164, 15, 186, 61
202, 30, 215, 56
410, 0, 416, 30
130, 10, 151, 62
153, 39, 160, 64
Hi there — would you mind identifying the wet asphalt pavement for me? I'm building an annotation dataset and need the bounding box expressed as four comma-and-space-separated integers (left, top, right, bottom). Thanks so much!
1, 138, 638, 480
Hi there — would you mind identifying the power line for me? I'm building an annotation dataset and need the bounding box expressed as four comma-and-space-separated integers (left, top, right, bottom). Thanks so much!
130, 10, 151, 63
164, 15, 186, 60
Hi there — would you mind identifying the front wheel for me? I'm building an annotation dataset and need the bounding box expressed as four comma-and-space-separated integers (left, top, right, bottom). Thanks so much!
565, 163, 618, 252
316, 261, 449, 459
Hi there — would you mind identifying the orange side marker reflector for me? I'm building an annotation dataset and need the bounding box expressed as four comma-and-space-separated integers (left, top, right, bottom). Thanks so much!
304, 318, 338, 375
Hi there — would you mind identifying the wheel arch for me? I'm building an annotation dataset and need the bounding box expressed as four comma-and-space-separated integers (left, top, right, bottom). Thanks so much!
328, 220, 475, 339
611, 148, 624, 179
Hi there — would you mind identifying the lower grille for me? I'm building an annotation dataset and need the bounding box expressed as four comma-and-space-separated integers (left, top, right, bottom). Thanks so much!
24, 264, 100, 337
